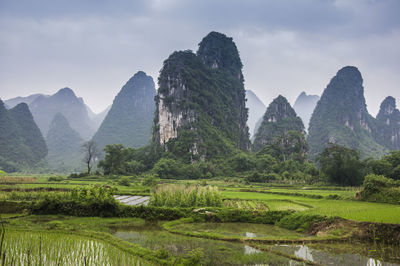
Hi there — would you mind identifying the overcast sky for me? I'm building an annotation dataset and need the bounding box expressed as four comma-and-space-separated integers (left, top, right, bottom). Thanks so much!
0, 0, 399, 115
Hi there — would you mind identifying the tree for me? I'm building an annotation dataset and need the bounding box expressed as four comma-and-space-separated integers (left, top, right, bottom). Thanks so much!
81, 140, 100, 175
97, 144, 126, 175
317, 143, 364, 186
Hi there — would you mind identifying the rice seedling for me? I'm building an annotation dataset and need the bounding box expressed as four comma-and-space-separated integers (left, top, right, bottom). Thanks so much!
223, 199, 269, 211
2, 231, 143, 265
150, 184, 223, 207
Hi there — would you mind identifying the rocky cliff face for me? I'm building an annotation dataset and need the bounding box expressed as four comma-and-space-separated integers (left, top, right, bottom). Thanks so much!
293, 91, 320, 132
375, 96, 400, 150
308, 66, 387, 159
92, 71, 156, 152
246, 90, 266, 138
154, 32, 250, 161
253, 95, 305, 152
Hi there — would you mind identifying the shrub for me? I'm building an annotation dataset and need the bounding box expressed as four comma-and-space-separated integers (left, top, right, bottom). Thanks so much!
31, 186, 119, 217
358, 174, 400, 204
48, 176, 65, 182
142, 174, 158, 187
117, 176, 131, 186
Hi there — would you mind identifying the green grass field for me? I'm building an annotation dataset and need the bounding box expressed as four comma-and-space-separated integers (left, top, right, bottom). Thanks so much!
222, 191, 400, 223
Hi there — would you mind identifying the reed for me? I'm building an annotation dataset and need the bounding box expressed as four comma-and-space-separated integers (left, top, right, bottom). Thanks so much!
150, 184, 222, 207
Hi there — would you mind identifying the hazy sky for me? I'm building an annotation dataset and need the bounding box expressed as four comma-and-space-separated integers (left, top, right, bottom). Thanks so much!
0, 0, 399, 115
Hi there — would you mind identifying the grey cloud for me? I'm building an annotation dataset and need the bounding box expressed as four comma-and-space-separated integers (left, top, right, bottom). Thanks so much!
0, 0, 399, 114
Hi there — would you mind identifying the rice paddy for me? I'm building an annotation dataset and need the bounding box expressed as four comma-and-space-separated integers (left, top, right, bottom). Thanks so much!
1, 231, 143, 265
1, 175, 400, 264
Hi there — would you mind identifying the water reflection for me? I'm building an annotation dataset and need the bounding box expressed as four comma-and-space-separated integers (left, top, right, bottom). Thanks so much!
294, 245, 314, 261
367, 258, 383, 266
271, 244, 399, 266
244, 245, 261, 254
246, 232, 258, 238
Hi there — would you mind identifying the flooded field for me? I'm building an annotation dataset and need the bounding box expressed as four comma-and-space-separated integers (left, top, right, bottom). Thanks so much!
112, 222, 400, 265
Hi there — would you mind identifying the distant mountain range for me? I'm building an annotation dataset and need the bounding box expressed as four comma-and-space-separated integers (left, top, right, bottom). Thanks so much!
4, 89, 109, 140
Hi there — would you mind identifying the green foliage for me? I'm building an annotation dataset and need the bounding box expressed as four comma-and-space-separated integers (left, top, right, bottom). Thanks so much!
152, 158, 182, 179
150, 184, 223, 208
358, 174, 400, 204
98, 144, 160, 175
154, 33, 249, 161
117, 176, 131, 186
31, 186, 119, 217
92, 71, 156, 152
253, 96, 306, 156
276, 213, 330, 232
317, 143, 364, 186
0, 101, 47, 172
141, 174, 158, 187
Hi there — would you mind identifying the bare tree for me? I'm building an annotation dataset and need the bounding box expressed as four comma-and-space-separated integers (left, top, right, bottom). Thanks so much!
82, 140, 100, 175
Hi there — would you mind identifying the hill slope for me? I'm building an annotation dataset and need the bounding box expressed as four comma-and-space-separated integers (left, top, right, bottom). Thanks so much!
0, 100, 47, 171
253, 95, 305, 153
46, 113, 84, 172
92, 71, 156, 152
307, 66, 387, 159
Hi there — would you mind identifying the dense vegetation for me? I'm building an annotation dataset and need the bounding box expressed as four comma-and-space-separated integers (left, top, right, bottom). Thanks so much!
0, 101, 47, 172
308, 66, 388, 159
253, 95, 306, 156
153, 32, 249, 162
358, 174, 400, 204
92, 71, 156, 153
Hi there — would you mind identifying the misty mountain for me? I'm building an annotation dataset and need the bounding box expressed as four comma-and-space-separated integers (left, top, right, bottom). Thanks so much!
373, 96, 400, 150
293, 91, 320, 132
90, 105, 111, 132
246, 90, 266, 138
46, 113, 84, 172
253, 95, 305, 152
4, 94, 45, 109
307, 66, 388, 159
0, 100, 47, 172
92, 71, 156, 152
29, 87, 96, 140
153, 32, 250, 161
